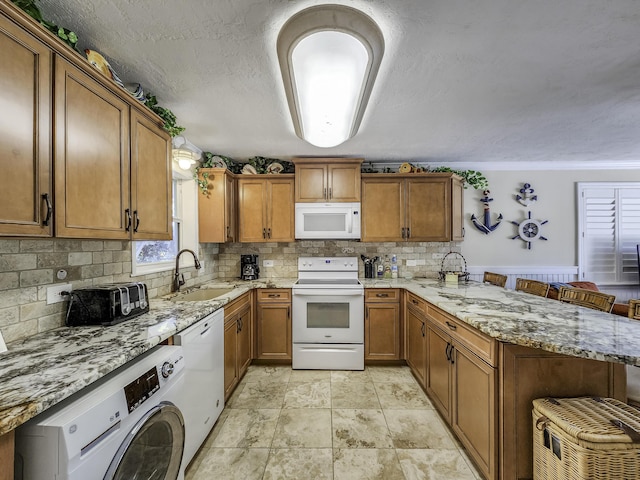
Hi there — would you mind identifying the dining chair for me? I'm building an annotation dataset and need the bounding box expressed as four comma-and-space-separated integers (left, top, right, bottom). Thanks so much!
483, 271, 507, 288
515, 278, 550, 298
629, 299, 640, 320
557, 286, 616, 313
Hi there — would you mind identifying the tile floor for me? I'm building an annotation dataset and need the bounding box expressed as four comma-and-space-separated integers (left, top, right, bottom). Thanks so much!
185, 365, 483, 480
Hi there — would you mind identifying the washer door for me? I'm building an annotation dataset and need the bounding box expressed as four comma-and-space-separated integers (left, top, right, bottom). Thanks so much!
104, 401, 185, 480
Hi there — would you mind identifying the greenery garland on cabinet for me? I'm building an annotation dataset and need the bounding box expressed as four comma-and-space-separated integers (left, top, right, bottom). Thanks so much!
12, 0, 79, 51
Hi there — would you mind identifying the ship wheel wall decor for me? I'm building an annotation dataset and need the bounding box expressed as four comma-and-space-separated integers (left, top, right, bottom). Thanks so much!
511, 211, 548, 249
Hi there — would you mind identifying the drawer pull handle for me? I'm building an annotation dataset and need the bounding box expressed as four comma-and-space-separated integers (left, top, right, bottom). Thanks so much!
376, 293, 389, 297
412, 299, 419, 305
268, 294, 280, 298
445, 321, 457, 331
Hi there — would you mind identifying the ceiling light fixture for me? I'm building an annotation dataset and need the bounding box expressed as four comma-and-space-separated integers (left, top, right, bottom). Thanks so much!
277, 5, 384, 148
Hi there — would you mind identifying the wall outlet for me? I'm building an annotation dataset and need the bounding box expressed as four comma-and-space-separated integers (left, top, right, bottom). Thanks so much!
263, 260, 274, 267
406, 259, 417, 267
47, 283, 72, 305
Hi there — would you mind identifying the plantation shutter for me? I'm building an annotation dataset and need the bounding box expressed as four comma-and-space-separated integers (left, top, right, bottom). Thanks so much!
579, 184, 640, 285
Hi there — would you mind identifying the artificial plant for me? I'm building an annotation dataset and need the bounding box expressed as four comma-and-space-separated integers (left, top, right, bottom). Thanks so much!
12, 0, 79, 51
144, 93, 185, 137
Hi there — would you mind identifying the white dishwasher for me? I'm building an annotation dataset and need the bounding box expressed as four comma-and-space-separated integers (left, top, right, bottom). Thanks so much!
174, 308, 224, 468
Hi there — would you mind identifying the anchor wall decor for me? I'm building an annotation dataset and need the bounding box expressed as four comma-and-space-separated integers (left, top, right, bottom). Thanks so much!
470, 189, 503, 234
516, 182, 537, 206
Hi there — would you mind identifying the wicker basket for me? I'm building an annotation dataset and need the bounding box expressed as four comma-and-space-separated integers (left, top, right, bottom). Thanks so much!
438, 251, 469, 282
532, 397, 640, 480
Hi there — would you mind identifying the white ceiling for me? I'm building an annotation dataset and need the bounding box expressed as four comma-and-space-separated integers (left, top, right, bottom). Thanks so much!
38, 0, 640, 169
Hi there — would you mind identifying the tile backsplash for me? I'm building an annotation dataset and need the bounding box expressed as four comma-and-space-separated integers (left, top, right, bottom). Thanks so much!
0, 239, 218, 344
0, 238, 458, 344
217, 241, 459, 281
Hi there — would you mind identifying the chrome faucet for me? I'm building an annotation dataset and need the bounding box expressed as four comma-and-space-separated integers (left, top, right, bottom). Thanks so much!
173, 249, 202, 292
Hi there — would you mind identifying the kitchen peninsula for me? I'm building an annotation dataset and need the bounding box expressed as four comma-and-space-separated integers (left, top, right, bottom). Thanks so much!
1, 279, 637, 480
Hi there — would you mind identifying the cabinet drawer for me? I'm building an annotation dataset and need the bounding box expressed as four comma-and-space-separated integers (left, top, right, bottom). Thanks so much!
365, 288, 400, 303
406, 292, 427, 315
256, 289, 291, 303
225, 291, 252, 319
428, 306, 497, 366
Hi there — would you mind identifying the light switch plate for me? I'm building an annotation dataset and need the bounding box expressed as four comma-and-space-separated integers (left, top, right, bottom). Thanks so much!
263, 260, 274, 267
47, 283, 72, 305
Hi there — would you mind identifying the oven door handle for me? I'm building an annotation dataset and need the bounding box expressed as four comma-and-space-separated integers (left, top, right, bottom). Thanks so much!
292, 289, 364, 297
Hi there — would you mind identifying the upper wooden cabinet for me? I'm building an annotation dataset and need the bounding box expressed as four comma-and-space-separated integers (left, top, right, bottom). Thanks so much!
130, 107, 172, 240
361, 173, 464, 242
0, 12, 52, 237
54, 57, 131, 239
237, 176, 295, 242
292, 158, 363, 202
198, 168, 236, 243
1, 3, 171, 240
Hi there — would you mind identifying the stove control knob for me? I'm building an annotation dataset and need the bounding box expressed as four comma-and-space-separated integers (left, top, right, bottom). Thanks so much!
161, 361, 174, 378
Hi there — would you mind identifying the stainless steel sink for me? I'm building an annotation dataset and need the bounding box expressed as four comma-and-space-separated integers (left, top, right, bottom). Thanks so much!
170, 287, 234, 302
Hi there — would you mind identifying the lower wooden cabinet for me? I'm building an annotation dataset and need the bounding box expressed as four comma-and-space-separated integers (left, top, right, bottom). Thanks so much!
255, 289, 291, 360
223, 292, 252, 401
405, 294, 427, 386
365, 289, 401, 361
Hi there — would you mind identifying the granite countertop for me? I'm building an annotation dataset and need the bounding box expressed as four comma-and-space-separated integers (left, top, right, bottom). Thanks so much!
2, 277, 640, 437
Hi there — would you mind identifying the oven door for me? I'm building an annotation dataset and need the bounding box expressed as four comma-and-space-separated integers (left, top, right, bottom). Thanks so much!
292, 288, 364, 343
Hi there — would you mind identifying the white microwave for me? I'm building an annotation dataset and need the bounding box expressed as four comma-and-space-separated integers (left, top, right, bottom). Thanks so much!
294, 203, 361, 240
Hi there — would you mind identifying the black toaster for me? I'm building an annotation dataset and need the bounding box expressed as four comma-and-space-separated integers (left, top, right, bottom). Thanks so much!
66, 282, 149, 326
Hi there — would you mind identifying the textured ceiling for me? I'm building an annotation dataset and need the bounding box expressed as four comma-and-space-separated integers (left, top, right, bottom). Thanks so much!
38, 0, 640, 168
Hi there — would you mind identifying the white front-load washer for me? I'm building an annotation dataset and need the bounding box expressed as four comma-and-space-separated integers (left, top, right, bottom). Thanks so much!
15, 345, 187, 480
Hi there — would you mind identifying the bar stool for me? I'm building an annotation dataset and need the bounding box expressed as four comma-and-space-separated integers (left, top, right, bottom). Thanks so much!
483, 271, 507, 287
557, 286, 615, 313
515, 278, 550, 297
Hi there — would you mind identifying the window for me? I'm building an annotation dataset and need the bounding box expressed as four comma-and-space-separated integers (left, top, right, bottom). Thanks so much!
132, 175, 199, 276
578, 182, 640, 285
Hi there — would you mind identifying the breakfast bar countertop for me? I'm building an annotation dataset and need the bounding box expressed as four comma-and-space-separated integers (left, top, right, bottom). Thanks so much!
2, 277, 640, 437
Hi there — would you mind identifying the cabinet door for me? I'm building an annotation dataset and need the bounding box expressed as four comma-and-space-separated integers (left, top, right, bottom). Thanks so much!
130, 108, 171, 240
295, 164, 327, 202
223, 316, 238, 401
365, 303, 400, 360
361, 178, 404, 242
0, 16, 52, 237
267, 178, 294, 242
256, 303, 291, 360
237, 307, 252, 377
450, 176, 464, 242
426, 322, 452, 420
54, 57, 130, 239
225, 172, 236, 242
198, 168, 233, 243
238, 179, 267, 242
328, 163, 360, 202
406, 177, 451, 241
452, 344, 496, 480
406, 307, 427, 386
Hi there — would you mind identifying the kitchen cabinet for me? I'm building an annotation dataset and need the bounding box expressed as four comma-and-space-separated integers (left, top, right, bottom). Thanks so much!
237, 176, 294, 242
55, 57, 171, 240
255, 289, 291, 360
365, 289, 401, 361
292, 158, 363, 202
361, 173, 464, 242
198, 168, 236, 242
500, 343, 626, 480
405, 292, 428, 386
130, 107, 172, 240
54, 56, 131, 239
1, 1, 170, 241
223, 292, 252, 401
0, 12, 52, 237
425, 305, 497, 480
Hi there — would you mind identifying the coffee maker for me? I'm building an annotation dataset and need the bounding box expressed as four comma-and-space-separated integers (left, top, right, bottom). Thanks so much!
240, 254, 260, 280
